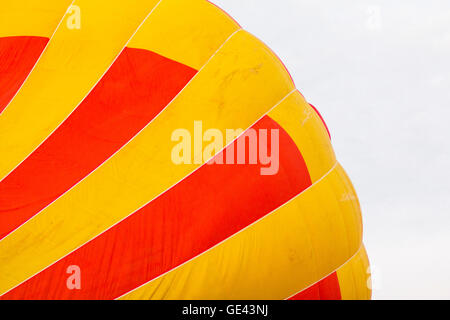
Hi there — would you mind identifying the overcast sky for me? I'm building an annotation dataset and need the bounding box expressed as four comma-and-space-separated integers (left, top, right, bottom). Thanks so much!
212, 0, 450, 299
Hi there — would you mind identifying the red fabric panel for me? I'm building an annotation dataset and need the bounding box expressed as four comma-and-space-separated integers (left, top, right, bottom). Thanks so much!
289, 272, 342, 300
0, 47, 197, 240
0, 36, 48, 113
2, 115, 312, 300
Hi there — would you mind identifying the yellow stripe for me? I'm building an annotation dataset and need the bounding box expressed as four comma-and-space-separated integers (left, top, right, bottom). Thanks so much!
128, 0, 240, 70
0, 30, 295, 295
268, 91, 336, 183
337, 245, 372, 300
0, 0, 73, 38
0, 0, 160, 181
119, 164, 362, 300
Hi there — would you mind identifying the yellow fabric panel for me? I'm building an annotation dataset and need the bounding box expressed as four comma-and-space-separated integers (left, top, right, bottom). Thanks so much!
268, 90, 336, 183
0, 30, 295, 295
128, 0, 240, 70
119, 163, 362, 300
337, 245, 372, 300
0, 0, 73, 38
0, 0, 160, 181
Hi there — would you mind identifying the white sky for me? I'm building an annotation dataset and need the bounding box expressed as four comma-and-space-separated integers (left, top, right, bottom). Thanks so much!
212, 0, 450, 299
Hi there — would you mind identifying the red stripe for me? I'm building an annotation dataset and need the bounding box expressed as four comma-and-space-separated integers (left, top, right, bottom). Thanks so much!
2, 115, 312, 300
0, 36, 48, 113
0, 47, 197, 240
289, 272, 342, 300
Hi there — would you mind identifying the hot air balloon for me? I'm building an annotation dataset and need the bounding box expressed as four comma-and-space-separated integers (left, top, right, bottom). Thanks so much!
0, 0, 370, 300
